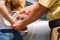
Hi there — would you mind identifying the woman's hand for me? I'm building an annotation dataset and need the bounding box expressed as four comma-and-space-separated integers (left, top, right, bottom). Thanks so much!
12, 20, 27, 31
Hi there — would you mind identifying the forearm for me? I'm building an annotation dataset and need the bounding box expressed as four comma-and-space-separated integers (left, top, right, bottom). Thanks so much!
0, 4, 15, 24
22, 3, 47, 26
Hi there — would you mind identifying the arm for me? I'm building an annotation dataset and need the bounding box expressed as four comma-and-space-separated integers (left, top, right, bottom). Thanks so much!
12, 2, 47, 27
21, 0, 57, 26
12, 0, 57, 30
0, 3, 15, 24
21, 3, 47, 26
0, 3, 27, 31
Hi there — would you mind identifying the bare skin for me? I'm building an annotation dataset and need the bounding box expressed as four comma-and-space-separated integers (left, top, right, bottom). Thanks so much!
0, 3, 27, 31
12, 2, 47, 30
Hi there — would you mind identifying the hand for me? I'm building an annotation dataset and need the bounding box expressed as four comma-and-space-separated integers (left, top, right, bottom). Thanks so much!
16, 4, 35, 18
13, 5, 34, 31
12, 20, 27, 31
12, 3, 41, 31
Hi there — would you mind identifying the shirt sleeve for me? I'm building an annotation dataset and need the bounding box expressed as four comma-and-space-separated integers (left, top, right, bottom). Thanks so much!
38, 0, 57, 8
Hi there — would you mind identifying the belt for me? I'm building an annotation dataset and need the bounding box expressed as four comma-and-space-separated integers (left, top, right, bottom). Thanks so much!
49, 19, 60, 29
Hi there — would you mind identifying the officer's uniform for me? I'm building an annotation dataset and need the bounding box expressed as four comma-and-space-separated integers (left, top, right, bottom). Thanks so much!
39, 0, 60, 40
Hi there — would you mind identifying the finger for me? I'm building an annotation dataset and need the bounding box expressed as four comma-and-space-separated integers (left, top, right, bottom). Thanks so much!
12, 23, 19, 27
22, 14, 27, 18
20, 27, 27, 31
18, 9, 26, 14
16, 14, 27, 19
12, 25, 27, 31
19, 10, 30, 15
12, 20, 22, 27
16, 14, 23, 18
16, 26, 27, 31
22, 10, 30, 15
13, 27, 21, 31
12, 25, 22, 31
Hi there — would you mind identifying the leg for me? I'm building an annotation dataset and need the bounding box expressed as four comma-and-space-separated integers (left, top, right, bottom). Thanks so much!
0, 31, 14, 40
50, 27, 60, 40
0, 29, 23, 40
12, 30, 23, 40
23, 20, 50, 40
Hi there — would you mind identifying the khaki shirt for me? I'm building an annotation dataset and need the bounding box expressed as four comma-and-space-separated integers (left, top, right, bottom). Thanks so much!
39, 0, 60, 21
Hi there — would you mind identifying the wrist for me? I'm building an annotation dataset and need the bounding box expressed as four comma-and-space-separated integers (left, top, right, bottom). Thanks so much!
35, 2, 40, 9
9, 19, 16, 25
37, 2, 47, 12
16, 20, 26, 27
33, 2, 41, 10
21, 21, 26, 26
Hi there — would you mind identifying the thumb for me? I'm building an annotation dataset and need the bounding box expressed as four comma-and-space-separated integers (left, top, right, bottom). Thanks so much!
12, 23, 19, 27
